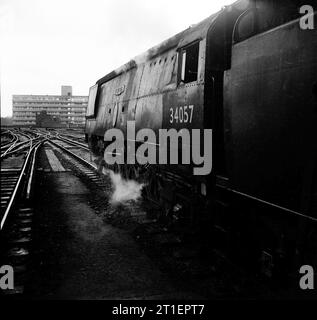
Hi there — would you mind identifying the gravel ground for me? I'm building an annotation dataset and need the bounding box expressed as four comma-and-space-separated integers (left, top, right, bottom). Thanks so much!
1, 136, 11, 144
1, 154, 26, 169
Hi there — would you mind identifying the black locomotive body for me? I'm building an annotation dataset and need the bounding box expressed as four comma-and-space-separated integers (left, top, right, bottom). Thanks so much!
86, 0, 317, 281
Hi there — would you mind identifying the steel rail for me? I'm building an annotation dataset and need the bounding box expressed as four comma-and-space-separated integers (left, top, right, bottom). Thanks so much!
48, 139, 97, 171
1, 141, 31, 158
1, 136, 42, 159
0, 131, 18, 150
55, 134, 90, 150
0, 140, 44, 230
59, 132, 85, 143
26, 140, 45, 199
0, 133, 19, 153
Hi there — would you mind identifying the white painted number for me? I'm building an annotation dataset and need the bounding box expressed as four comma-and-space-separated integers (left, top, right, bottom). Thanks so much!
188, 105, 194, 123
183, 105, 188, 123
179, 107, 183, 122
170, 108, 174, 123
174, 107, 179, 123
169, 105, 194, 124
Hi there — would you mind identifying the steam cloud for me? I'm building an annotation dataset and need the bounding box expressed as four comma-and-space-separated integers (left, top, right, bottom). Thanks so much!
103, 168, 144, 204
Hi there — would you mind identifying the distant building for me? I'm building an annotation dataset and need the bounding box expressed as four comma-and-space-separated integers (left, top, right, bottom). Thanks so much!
12, 86, 88, 127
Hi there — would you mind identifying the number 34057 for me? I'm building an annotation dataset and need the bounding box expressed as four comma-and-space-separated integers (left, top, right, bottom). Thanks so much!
169, 105, 194, 124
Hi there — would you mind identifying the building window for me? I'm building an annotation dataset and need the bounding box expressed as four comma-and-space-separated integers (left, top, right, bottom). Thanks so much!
179, 41, 200, 84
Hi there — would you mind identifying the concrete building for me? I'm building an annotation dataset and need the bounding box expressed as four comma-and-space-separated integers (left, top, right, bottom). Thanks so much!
12, 86, 88, 127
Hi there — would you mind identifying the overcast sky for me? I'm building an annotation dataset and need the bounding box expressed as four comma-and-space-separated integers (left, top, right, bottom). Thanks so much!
0, 0, 234, 117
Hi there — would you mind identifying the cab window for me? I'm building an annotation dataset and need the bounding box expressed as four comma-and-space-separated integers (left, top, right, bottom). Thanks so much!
86, 84, 98, 118
179, 41, 199, 84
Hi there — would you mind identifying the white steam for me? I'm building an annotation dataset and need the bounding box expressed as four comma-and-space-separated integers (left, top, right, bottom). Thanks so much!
103, 168, 144, 204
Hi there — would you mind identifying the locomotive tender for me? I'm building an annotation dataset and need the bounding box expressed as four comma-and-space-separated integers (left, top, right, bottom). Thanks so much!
86, 0, 317, 279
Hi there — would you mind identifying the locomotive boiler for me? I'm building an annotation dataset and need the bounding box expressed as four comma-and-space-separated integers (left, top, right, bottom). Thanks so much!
86, 0, 317, 282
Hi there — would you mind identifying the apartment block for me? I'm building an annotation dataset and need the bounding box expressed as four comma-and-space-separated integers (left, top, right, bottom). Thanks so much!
12, 86, 88, 127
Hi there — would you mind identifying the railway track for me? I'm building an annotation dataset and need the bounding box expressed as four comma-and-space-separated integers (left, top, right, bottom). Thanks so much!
1, 129, 43, 159
0, 132, 45, 295
0, 131, 19, 155
0, 130, 100, 296
55, 133, 89, 150
58, 132, 86, 144
46, 138, 108, 189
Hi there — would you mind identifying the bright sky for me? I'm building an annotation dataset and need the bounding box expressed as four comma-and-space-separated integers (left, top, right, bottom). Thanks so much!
0, 0, 234, 117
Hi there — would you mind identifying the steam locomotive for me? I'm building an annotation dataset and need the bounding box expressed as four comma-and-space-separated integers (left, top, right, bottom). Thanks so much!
86, 0, 317, 281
